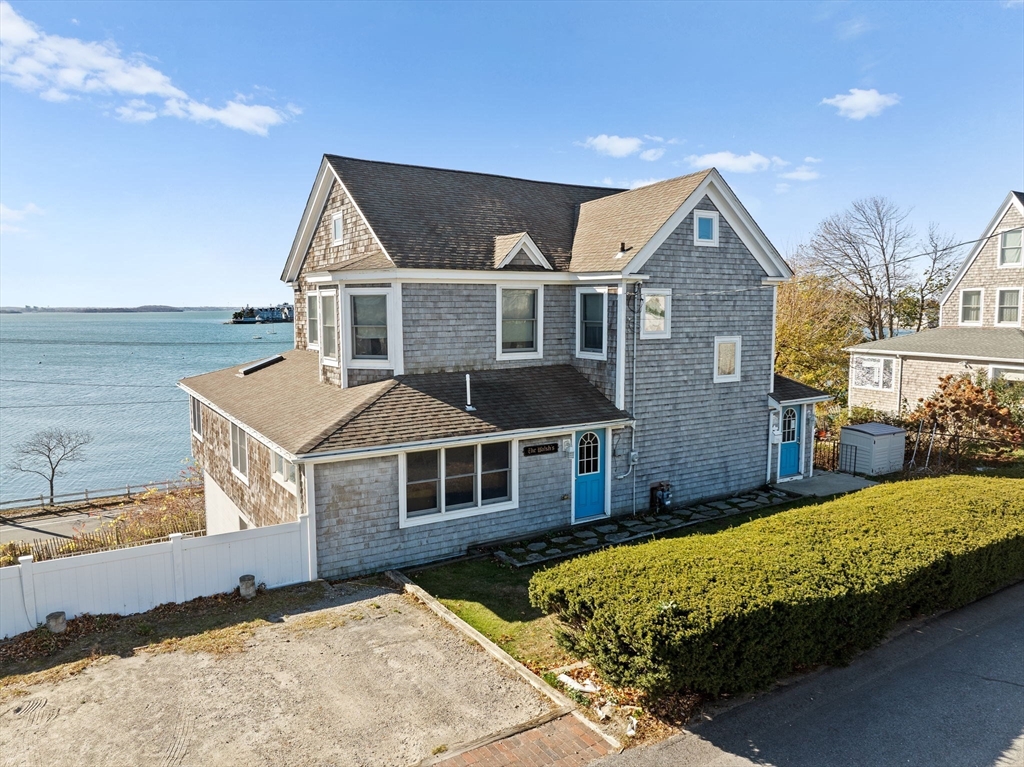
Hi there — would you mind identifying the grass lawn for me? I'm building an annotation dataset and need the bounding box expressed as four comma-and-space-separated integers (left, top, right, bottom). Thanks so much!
409, 495, 821, 673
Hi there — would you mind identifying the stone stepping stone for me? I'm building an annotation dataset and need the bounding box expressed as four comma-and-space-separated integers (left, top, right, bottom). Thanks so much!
525, 553, 544, 562
594, 525, 620, 534
606, 532, 631, 543
710, 501, 733, 510
527, 542, 548, 551
619, 520, 643, 528
574, 530, 598, 539
631, 524, 655, 533
545, 548, 562, 556
726, 497, 745, 504
550, 536, 572, 544
510, 547, 526, 554
738, 501, 761, 509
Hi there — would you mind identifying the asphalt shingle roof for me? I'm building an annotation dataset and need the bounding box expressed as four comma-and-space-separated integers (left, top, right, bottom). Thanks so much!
847, 328, 1024, 362
325, 155, 620, 272
771, 374, 831, 403
180, 353, 630, 456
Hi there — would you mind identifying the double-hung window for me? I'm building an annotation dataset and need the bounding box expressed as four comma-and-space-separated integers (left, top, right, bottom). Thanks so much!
498, 286, 542, 359
694, 210, 719, 247
272, 451, 297, 493
230, 422, 248, 482
640, 289, 672, 339
307, 293, 319, 348
852, 356, 895, 391
713, 336, 742, 382
576, 289, 606, 359
402, 441, 514, 525
189, 396, 203, 440
351, 294, 388, 359
960, 289, 982, 325
997, 289, 1021, 325
331, 212, 344, 246
999, 229, 1022, 266
320, 291, 338, 361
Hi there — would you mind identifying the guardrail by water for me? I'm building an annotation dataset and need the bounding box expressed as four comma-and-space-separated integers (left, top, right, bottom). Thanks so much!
0, 479, 202, 512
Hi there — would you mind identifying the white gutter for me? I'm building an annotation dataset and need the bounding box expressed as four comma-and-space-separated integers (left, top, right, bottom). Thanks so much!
304, 268, 650, 285
842, 347, 1023, 364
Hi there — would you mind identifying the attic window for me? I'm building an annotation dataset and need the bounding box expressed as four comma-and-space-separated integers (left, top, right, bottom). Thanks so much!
1000, 229, 1022, 266
331, 212, 344, 246
694, 210, 719, 247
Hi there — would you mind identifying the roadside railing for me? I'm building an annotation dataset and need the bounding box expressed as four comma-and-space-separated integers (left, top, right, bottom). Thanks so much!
0, 479, 202, 512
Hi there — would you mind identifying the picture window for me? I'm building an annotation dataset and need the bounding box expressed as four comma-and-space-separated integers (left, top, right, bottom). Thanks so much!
403, 441, 514, 524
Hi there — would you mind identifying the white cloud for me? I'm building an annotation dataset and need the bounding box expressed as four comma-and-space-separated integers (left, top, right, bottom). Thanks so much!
639, 147, 665, 162
643, 134, 664, 143
0, 202, 42, 233
579, 134, 644, 158
821, 88, 900, 120
601, 177, 615, 186
804, 156, 823, 163
0, 2, 291, 135
685, 151, 774, 173
630, 178, 665, 189
779, 165, 820, 181
774, 183, 791, 194
1001, 0, 1023, 7
837, 17, 871, 39
770, 156, 789, 168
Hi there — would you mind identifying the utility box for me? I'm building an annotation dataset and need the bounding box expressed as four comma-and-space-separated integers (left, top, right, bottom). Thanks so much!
839, 423, 906, 476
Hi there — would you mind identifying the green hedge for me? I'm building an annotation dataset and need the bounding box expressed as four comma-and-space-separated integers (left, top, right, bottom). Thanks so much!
529, 476, 1024, 696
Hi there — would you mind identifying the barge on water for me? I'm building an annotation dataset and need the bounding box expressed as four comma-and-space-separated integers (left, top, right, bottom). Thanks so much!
228, 303, 293, 324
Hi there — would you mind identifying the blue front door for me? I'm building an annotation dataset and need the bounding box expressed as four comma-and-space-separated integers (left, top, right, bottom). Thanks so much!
574, 430, 606, 520
779, 406, 801, 477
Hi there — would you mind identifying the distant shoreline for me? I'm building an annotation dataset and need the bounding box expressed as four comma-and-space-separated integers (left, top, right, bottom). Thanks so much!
0, 306, 238, 314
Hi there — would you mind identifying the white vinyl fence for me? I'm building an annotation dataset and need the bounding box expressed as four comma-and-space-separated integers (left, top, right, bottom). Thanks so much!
1, 517, 312, 639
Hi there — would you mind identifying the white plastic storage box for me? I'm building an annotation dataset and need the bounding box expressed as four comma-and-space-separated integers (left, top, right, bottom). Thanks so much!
839, 423, 906, 476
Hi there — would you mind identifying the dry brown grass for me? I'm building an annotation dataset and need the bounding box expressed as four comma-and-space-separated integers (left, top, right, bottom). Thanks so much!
0, 656, 112, 703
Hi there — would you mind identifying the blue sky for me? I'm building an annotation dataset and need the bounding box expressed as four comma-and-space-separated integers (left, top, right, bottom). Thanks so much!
1, 0, 1021, 307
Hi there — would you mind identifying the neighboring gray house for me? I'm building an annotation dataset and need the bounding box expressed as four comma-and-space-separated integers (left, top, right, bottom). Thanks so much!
179, 156, 826, 578
846, 192, 1024, 414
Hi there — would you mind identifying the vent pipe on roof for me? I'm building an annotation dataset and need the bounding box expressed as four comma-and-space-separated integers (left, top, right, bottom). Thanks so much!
465, 374, 476, 412
615, 242, 632, 259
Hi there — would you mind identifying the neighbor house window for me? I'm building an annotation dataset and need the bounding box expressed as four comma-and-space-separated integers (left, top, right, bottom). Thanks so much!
189, 396, 203, 440
402, 441, 514, 525
272, 451, 297, 493
498, 286, 542, 359
713, 336, 741, 382
991, 366, 1024, 383
331, 212, 344, 246
694, 210, 720, 247
960, 290, 982, 325
320, 291, 338, 360
351, 294, 388, 359
230, 422, 248, 481
999, 229, 1022, 266
576, 289, 606, 359
852, 356, 895, 391
997, 289, 1020, 325
640, 290, 671, 339
306, 294, 319, 347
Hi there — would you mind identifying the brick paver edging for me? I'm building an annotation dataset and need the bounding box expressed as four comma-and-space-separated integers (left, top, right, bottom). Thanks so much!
385, 570, 622, 757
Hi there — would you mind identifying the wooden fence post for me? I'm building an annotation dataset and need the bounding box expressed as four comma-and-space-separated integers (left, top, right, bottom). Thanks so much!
18, 555, 37, 628
169, 533, 185, 603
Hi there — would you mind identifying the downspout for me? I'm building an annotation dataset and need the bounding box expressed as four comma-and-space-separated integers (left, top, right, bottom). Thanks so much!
613, 282, 641, 516
895, 354, 903, 416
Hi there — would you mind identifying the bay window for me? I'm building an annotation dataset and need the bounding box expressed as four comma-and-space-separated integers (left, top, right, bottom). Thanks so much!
307, 293, 319, 348
320, 291, 338, 360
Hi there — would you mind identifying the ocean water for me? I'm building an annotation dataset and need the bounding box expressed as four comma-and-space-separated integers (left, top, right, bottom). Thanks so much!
0, 312, 293, 503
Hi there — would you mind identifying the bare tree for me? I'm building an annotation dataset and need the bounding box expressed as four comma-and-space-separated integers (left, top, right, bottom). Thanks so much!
800, 197, 916, 341
5, 428, 92, 505
894, 224, 962, 332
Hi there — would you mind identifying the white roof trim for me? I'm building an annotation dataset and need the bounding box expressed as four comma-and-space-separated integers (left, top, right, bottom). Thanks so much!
305, 268, 646, 284
939, 191, 1024, 310
844, 347, 1023, 364
281, 157, 394, 284
769, 393, 831, 406
496, 232, 553, 270
621, 169, 793, 280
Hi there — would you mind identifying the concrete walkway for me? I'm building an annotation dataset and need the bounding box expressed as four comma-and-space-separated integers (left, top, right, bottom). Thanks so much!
776, 470, 877, 497
594, 582, 1024, 767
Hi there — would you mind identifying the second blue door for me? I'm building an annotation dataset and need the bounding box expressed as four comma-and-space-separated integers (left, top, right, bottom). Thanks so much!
779, 406, 801, 477
574, 430, 606, 519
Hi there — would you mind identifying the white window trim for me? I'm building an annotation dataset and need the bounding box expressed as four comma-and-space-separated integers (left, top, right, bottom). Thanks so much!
995, 288, 1022, 327
989, 365, 1024, 382
852, 355, 895, 391
398, 437, 520, 528
713, 335, 742, 383
496, 284, 545, 361
343, 286, 396, 370
639, 288, 672, 340
230, 422, 250, 486
575, 287, 608, 361
330, 211, 345, 246
271, 451, 298, 495
190, 396, 203, 442
958, 288, 984, 326
997, 228, 1023, 268
319, 288, 340, 367
306, 292, 320, 351
693, 209, 720, 247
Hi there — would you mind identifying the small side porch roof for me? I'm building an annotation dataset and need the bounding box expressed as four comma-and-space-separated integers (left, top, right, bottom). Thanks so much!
770, 374, 831, 406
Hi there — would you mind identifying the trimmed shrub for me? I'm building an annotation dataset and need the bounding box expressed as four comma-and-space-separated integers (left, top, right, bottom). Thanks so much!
529, 476, 1024, 696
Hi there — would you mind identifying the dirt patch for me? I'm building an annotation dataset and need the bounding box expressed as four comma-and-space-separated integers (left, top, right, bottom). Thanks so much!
0, 584, 553, 767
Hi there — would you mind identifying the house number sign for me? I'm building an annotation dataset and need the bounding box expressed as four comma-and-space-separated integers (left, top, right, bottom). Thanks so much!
523, 443, 559, 456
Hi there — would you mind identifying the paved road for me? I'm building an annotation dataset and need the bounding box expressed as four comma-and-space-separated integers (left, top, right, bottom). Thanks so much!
596, 582, 1024, 767
0, 509, 117, 544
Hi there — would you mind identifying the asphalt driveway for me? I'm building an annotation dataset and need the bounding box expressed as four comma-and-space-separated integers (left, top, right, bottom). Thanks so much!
596, 581, 1024, 767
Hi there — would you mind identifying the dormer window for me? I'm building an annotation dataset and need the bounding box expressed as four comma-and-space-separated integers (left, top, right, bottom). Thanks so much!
331, 212, 344, 246
1000, 229, 1022, 266
694, 210, 719, 247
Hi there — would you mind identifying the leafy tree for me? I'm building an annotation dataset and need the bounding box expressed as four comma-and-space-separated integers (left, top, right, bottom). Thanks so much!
893, 225, 960, 332
905, 374, 1022, 468
5, 428, 92, 505
774, 272, 864, 405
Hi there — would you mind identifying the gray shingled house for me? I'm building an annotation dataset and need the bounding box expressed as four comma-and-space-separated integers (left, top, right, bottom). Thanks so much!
846, 191, 1024, 414
179, 156, 828, 578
